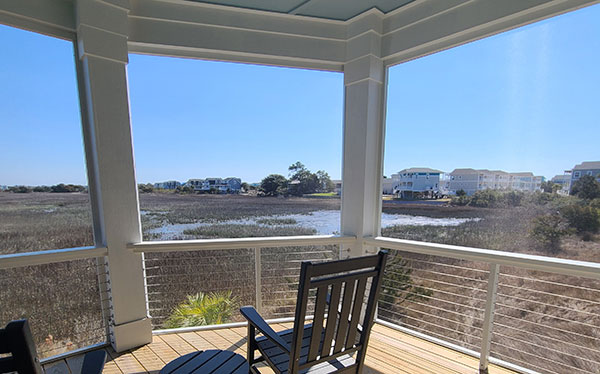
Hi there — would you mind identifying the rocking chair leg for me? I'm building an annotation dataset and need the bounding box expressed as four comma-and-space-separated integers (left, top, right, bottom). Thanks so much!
247, 324, 256, 368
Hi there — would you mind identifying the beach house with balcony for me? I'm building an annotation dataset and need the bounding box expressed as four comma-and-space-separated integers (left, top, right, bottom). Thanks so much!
570, 161, 600, 191
153, 180, 181, 190
448, 169, 544, 195
2, 2, 600, 374
185, 177, 242, 193
390, 168, 443, 198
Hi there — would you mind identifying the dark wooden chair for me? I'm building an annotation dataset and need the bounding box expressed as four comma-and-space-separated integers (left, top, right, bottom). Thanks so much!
241, 250, 388, 374
0, 319, 106, 374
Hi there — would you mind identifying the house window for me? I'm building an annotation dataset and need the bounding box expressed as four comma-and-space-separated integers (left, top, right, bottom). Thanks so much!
574, 171, 581, 178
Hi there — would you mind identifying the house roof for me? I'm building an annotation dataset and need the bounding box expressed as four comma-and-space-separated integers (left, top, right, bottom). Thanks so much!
450, 168, 479, 174
511, 172, 534, 177
573, 161, 600, 170
398, 167, 443, 174
186, 0, 415, 21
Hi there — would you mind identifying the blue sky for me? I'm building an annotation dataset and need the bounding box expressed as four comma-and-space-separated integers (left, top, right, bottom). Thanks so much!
0, 4, 598, 186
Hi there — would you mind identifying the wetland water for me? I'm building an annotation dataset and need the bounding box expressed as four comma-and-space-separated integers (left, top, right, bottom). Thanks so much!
147, 209, 479, 240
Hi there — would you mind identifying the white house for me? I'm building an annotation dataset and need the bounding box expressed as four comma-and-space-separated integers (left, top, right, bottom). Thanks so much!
448, 169, 544, 195
390, 168, 444, 198
186, 177, 242, 193
153, 180, 181, 190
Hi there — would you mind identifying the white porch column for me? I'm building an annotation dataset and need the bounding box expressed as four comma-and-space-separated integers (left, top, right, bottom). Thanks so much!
341, 14, 387, 258
75, 0, 152, 352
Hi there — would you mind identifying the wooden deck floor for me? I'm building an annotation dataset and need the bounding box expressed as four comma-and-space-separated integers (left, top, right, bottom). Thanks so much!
43, 323, 516, 374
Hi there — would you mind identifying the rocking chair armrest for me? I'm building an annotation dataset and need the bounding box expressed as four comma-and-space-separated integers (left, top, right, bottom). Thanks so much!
240, 306, 290, 354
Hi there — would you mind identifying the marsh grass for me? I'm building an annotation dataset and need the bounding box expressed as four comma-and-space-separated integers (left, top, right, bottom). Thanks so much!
139, 193, 340, 227
255, 217, 298, 225
183, 224, 314, 238
0, 192, 93, 254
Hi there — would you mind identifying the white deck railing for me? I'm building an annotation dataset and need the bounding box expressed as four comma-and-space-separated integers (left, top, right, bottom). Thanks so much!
3, 234, 600, 373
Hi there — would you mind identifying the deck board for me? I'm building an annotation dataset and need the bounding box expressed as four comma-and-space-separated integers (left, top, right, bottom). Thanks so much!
43, 323, 516, 374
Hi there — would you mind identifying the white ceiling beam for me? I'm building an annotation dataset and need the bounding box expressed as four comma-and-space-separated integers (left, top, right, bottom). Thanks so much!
128, 0, 347, 70
0, 0, 75, 39
381, 0, 600, 66
130, 0, 346, 40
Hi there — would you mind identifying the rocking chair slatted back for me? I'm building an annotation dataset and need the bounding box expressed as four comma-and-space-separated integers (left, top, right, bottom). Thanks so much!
289, 250, 388, 373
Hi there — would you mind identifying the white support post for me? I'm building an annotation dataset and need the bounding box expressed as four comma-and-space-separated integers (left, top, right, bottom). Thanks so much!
254, 247, 263, 314
75, 0, 151, 352
341, 14, 387, 259
480, 263, 500, 374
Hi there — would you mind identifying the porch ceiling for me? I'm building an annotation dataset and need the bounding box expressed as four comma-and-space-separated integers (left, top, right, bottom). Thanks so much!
185, 0, 415, 21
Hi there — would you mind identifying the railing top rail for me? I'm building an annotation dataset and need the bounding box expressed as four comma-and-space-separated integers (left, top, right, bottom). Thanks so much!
129, 234, 356, 253
365, 236, 600, 281
0, 246, 109, 269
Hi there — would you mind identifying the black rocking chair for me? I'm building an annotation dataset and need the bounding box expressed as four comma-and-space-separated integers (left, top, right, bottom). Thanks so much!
241, 250, 388, 374
0, 319, 106, 374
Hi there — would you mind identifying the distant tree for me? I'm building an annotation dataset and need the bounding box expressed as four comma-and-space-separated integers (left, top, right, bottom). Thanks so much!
552, 183, 562, 194
571, 175, 600, 200
50, 184, 85, 193
240, 182, 249, 192
175, 185, 194, 194
8, 186, 32, 193
541, 181, 556, 193
456, 189, 466, 197
287, 161, 319, 196
315, 170, 335, 192
260, 174, 288, 196
138, 183, 154, 193
33, 186, 51, 192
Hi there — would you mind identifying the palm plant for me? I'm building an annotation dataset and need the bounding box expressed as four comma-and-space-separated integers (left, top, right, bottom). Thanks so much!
164, 291, 238, 329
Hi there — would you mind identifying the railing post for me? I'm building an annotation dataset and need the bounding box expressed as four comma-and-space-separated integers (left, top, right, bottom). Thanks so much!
480, 263, 500, 374
254, 247, 263, 314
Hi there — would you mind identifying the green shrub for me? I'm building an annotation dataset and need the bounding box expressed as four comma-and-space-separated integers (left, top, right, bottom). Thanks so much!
501, 191, 524, 207
164, 291, 238, 328
451, 195, 471, 206
530, 214, 570, 254
560, 204, 600, 234
8, 185, 32, 193
570, 175, 600, 200
590, 198, 600, 210
470, 190, 499, 208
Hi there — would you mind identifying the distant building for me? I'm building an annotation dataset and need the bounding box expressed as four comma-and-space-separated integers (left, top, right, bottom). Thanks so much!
185, 177, 241, 193
0, 185, 7, 191
382, 178, 395, 195
331, 180, 342, 195
153, 180, 181, 190
569, 161, 600, 192
390, 168, 444, 198
551, 174, 571, 195
448, 168, 544, 195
